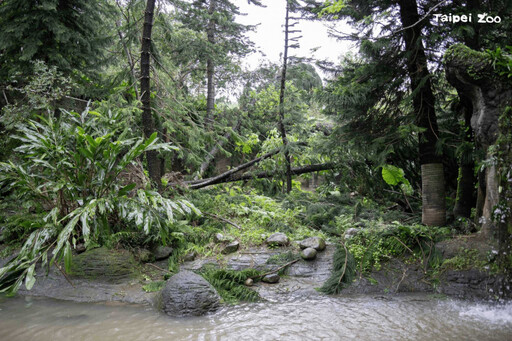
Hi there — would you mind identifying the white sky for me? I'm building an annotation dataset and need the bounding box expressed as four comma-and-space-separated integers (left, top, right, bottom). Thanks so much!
235, 0, 355, 77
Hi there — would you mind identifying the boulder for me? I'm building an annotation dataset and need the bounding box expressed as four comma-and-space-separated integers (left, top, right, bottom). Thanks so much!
300, 247, 317, 261
153, 246, 173, 261
70, 247, 138, 283
222, 241, 240, 254
160, 270, 221, 316
298, 237, 326, 251
261, 273, 280, 283
265, 233, 289, 247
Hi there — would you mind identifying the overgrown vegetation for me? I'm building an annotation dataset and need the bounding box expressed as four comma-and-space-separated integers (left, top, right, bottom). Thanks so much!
0, 0, 510, 300
199, 266, 262, 304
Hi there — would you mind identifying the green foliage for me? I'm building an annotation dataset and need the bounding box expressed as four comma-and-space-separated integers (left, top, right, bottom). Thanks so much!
381, 164, 413, 195
0, 0, 110, 82
199, 266, 261, 304
319, 245, 356, 294
440, 248, 486, 271
346, 223, 451, 274
142, 280, 166, 293
0, 107, 199, 294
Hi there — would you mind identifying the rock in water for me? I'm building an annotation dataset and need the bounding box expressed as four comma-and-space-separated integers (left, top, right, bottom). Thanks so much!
298, 237, 326, 251
153, 246, 173, 261
262, 273, 280, 283
222, 241, 240, 254
301, 247, 317, 260
161, 271, 220, 316
265, 233, 289, 247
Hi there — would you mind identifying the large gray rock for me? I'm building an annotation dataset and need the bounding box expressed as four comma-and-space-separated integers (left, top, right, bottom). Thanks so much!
265, 233, 289, 247
298, 237, 326, 251
300, 247, 317, 260
160, 270, 220, 316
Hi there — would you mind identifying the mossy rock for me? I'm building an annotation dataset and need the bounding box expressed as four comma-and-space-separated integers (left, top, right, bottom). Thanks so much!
70, 247, 140, 283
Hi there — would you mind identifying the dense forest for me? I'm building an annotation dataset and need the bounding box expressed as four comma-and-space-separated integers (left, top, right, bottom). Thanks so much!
0, 0, 511, 301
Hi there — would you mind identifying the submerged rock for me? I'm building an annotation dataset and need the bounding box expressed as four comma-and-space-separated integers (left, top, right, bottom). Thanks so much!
160, 270, 220, 316
262, 273, 280, 283
266, 233, 289, 247
298, 237, 326, 251
301, 248, 317, 261
222, 241, 240, 254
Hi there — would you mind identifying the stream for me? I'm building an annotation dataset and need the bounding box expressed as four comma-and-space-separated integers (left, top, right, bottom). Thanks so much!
0, 294, 511, 340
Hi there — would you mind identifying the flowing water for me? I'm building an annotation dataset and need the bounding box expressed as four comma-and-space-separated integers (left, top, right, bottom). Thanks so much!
0, 294, 511, 341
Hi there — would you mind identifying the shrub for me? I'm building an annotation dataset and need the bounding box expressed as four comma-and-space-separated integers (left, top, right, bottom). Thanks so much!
0, 108, 199, 294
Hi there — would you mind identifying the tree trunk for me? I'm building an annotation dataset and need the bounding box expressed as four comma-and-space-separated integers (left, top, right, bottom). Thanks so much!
279, 2, 292, 193
453, 97, 476, 219
399, 0, 445, 226
205, 0, 216, 128
141, 0, 160, 185
183, 163, 335, 189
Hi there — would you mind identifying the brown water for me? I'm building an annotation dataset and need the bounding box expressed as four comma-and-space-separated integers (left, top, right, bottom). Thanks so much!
0, 294, 511, 341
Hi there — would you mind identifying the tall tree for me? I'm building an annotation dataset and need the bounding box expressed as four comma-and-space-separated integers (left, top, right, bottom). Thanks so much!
173, 0, 259, 129
140, 0, 161, 184
278, 0, 302, 193
398, 0, 445, 226
0, 0, 108, 84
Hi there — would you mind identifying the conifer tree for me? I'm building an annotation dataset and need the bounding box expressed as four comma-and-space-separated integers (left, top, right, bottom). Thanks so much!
0, 0, 108, 83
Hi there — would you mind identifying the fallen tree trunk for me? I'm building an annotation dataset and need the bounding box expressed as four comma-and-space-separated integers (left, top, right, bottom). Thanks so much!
189, 163, 335, 189
186, 148, 282, 189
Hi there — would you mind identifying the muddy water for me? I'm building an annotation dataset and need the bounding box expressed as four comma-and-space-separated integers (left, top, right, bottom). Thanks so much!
0, 294, 511, 341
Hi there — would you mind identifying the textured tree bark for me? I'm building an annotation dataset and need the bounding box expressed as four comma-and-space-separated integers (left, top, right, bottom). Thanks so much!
399, 0, 445, 226
140, 0, 160, 185
205, 0, 216, 129
278, 2, 292, 193
445, 44, 512, 240
453, 97, 476, 219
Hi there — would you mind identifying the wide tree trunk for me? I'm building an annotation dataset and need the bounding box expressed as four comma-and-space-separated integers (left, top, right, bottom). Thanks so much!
398, 0, 445, 226
445, 44, 512, 244
141, 0, 161, 185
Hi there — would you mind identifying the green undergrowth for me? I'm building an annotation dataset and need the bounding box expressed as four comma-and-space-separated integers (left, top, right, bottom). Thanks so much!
199, 266, 262, 304
319, 245, 356, 294
142, 280, 166, 293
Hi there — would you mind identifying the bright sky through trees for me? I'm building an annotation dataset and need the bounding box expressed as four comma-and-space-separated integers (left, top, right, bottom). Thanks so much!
235, 0, 354, 77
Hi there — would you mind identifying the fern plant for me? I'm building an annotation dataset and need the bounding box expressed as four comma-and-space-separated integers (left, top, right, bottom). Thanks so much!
0, 107, 199, 294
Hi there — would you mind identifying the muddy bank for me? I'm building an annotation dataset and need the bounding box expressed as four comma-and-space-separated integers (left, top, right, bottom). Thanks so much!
1, 237, 509, 306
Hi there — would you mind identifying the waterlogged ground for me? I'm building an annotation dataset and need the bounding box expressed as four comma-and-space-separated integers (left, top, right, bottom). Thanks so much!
0, 294, 511, 341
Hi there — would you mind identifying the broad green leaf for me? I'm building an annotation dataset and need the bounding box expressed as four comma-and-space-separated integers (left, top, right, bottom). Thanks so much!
119, 183, 136, 196
24, 264, 36, 290
381, 165, 403, 186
